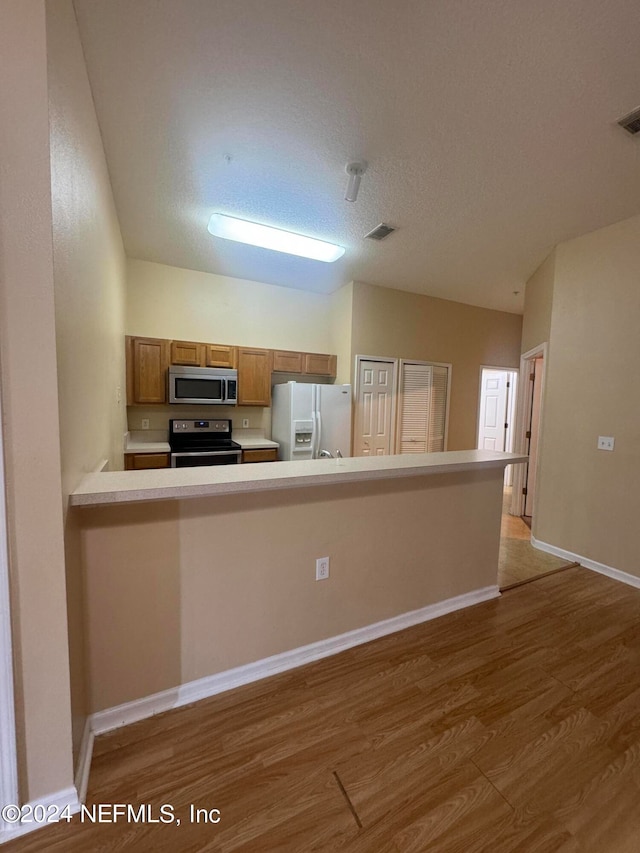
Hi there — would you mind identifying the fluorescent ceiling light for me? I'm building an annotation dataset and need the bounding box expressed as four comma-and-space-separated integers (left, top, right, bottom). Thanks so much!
207, 214, 345, 262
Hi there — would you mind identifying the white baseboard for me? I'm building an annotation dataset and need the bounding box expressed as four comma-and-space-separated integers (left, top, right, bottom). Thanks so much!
91, 585, 500, 736
0, 786, 79, 844
531, 535, 640, 590
74, 719, 94, 805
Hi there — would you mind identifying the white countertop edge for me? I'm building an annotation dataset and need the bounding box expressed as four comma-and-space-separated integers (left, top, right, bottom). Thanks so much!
236, 437, 279, 449
124, 442, 171, 453
70, 451, 528, 507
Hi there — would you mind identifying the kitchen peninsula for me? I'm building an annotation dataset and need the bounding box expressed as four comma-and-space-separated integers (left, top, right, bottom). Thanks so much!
71, 450, 525, 726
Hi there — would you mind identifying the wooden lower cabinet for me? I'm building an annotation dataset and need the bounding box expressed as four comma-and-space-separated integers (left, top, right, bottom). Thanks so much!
125, 452, 170, 470
242, 448, 278, 463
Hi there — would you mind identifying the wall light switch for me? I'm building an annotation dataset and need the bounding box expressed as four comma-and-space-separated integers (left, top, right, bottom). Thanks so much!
597, 436, 614, 451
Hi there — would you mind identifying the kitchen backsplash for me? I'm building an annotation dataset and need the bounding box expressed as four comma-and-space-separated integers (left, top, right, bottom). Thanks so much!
127, 404, 272, 436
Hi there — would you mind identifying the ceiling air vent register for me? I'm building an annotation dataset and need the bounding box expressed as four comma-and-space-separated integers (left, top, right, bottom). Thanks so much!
618, 106, 640, 135
365, 223, 396, 241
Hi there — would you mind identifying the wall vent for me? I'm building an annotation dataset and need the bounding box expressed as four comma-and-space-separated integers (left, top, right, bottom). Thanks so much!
618, 106, 640, 135
365, 223, 395, 241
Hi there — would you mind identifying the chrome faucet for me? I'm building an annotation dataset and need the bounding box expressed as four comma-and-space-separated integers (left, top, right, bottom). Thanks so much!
318, 449, 333, 458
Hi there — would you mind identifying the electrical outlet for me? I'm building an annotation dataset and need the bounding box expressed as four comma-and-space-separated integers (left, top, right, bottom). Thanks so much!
315, 556, 330, 581
597, 435, 614, 451
141, 419, 150, 430
242, 418, 249, 428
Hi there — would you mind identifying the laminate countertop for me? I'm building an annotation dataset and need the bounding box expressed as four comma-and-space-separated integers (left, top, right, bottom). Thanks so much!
70, 450, 527, 507
123, 429, 278, 453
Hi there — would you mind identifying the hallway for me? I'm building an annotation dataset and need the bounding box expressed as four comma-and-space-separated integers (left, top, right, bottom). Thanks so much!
498, 487, 576, 589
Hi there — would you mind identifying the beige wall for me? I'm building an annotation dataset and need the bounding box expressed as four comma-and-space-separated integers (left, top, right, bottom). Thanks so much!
521, 250, 556, 354
329, 282, 354, 384
534, 214, 640, 577
47, 0, 128, 762
350, 282, 523, 450
127, 259, 333, 352
78, 469, 503, 712
127, 404, 271, 434
0, 0, 73, 801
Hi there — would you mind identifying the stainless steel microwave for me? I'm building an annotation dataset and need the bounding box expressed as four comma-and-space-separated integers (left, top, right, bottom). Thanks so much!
168, 365, 238, 405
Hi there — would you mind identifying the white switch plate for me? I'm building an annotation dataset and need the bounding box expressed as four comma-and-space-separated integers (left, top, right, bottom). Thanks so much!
597, 436, 614, 451
316, 556, 330, 581
242, 418, 249, 428
141, 419, 150, 430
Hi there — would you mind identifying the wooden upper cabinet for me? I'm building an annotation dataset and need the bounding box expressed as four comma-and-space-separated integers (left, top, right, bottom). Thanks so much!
205, 344, 237, 368
237, 347, 272, 406
272, 350, 303, 373
272, 349, 337, 377
303, 352, 336, 377
171, 340, 203, 366
128, 337, 169, 404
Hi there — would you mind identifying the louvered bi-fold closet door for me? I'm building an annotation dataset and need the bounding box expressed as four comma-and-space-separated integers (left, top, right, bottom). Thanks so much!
397, 362, 449, 454
398, 363, 433, 453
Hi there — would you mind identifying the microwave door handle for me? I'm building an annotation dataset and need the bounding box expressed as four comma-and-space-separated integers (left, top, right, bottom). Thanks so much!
223, 377, 228, 402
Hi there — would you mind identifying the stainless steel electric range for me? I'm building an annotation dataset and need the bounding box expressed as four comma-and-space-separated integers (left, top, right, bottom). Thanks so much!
169, 419, 242, 468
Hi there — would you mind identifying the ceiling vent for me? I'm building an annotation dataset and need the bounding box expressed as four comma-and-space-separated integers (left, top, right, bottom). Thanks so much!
618, 106, 640, 135
365, 223, 395, 241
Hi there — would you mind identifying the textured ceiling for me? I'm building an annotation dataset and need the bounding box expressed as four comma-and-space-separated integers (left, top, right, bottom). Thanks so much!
72, 0, 640, 313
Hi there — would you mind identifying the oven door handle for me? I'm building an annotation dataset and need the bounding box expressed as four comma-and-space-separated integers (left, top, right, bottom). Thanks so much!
170, 450, 241, 467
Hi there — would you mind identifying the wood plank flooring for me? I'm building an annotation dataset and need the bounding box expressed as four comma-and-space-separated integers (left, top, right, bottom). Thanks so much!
6, 567, 640, 852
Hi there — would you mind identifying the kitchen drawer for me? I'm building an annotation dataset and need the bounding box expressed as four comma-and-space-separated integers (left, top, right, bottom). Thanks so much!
242, 448, 278, 463
125, 452, 171, 470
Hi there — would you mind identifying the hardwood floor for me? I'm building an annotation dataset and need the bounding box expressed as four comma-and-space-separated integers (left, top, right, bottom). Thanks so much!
6, 567, 640, 852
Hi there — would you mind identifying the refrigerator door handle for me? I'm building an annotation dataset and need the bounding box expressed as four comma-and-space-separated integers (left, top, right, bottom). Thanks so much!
311, 384, 319, 459
316, 410, 322, 458
311, 410, 317, 459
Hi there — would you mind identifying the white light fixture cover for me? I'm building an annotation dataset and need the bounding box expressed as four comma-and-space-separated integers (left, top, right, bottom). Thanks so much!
345, 161, 367, 202
207, 214, 345, 262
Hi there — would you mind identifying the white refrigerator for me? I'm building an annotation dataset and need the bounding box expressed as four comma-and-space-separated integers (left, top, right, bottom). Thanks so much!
271, 382, 352, 460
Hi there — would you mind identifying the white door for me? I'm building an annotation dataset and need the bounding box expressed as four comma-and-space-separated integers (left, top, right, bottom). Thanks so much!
396, 362, 450, 454
477, 369, 509, 451
354, 359, 395, 456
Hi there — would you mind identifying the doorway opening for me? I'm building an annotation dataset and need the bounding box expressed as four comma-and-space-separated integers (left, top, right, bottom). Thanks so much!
511, 345, 546, 523
496, 344, 575, 589
0, 387, 19, 832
